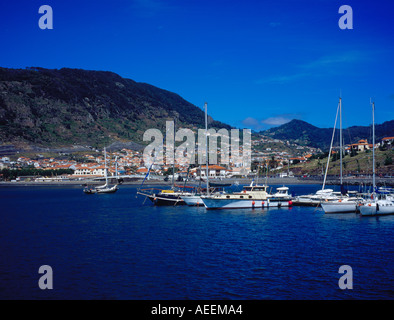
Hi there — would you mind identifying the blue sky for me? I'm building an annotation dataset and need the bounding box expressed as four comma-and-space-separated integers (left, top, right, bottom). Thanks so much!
1, 0, 393, 131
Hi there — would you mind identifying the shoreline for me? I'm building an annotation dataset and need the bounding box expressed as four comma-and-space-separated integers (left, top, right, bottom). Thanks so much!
0, 177, 392, 187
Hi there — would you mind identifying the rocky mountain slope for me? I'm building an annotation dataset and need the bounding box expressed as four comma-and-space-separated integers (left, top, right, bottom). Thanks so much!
262, 119, 394, 150
0, 67, 230, 149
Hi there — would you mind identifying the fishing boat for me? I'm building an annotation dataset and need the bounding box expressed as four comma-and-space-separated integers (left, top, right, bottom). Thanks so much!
360, 102, 394, 216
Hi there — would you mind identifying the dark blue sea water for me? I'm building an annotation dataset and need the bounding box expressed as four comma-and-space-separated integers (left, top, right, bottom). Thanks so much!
0, 184, 393, 300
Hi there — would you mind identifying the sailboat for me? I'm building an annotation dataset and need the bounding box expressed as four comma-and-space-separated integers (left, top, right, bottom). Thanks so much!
180, 102, 231, 206
181, 102, 212, 206
180, 166, 205, 206
137, 118, 193, 205
360, 102, 394, 216
321, 97, 359, 213
84, 147, 118, 194
294, 99, 342, 207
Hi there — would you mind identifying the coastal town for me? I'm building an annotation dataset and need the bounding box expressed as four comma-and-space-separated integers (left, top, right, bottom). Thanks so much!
2, 1, 394, 303
1, 135, 392, 183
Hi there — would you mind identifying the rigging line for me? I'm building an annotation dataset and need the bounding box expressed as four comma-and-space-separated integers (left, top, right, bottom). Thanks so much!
322, 101, 340, 190
137, 132, 166, 194
313, 202, 321, 213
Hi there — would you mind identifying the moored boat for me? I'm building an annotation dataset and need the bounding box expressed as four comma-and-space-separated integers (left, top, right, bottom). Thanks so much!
321, 197, 358, 213
83, 147, 118, 194
293, 189, 338, 206
359, 196, 394, 216
95, 184, 118, 194
181, 194, 204, 206
359, 102, 394, 216
146, 189, 191, 205
83, 187, 96, 194
272, 186, 292, 201
201, 181, 293, 210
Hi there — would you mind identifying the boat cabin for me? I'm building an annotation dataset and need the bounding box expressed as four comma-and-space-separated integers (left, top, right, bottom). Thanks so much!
242, 185, 268, 192
275, 187, 289, 195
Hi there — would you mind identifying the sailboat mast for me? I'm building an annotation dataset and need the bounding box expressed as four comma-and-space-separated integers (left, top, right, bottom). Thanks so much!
115, 156, 118, 178
339, 97, 343, 186
204, 102, 210, 196
265, 162, 268, 186
172, 117, 176, 188
372, 101, 375, 190
104, 147, 108, 185
322, 100, 339, 190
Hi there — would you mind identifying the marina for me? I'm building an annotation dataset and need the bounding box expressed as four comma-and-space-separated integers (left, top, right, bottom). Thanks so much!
1, 184, 394, 300
137, 181, 393, 214
1, 0, 393, 305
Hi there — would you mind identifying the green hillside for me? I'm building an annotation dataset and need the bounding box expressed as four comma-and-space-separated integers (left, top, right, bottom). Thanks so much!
0, 67, 230, 149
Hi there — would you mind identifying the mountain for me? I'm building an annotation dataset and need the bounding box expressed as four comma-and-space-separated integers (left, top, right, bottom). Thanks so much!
0, 67, 231, 149
261, 119, 394, 150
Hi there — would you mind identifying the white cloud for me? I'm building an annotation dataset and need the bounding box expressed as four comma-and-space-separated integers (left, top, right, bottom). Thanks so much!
242, 113, 302, 130
257, 51, 367, 84
241, 117, 263, 130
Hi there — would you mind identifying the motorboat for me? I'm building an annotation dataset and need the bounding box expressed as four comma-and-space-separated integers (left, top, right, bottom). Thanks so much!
201, 181, 293, 210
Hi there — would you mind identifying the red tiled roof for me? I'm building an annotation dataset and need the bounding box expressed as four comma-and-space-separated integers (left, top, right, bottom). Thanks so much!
201, 165, 228, 170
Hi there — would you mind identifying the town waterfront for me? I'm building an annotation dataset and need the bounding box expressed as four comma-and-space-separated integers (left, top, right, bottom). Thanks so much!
1, 184, 394, 300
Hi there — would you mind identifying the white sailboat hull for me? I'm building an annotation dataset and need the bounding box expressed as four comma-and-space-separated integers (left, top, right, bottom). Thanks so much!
181, 195, 203, 206
360, 200, 394, 216
96, 184, 118, 193
359, 203, 377, 216
358, 103, 394, 216
321, 201, 357, 213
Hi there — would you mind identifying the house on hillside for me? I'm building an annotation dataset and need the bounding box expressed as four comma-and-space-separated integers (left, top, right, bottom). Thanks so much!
73, 164, 106, 177
191, 165, 231, 178
289, 157, 307, 164
381, 137, 394, 149
348, 139, 373, 152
